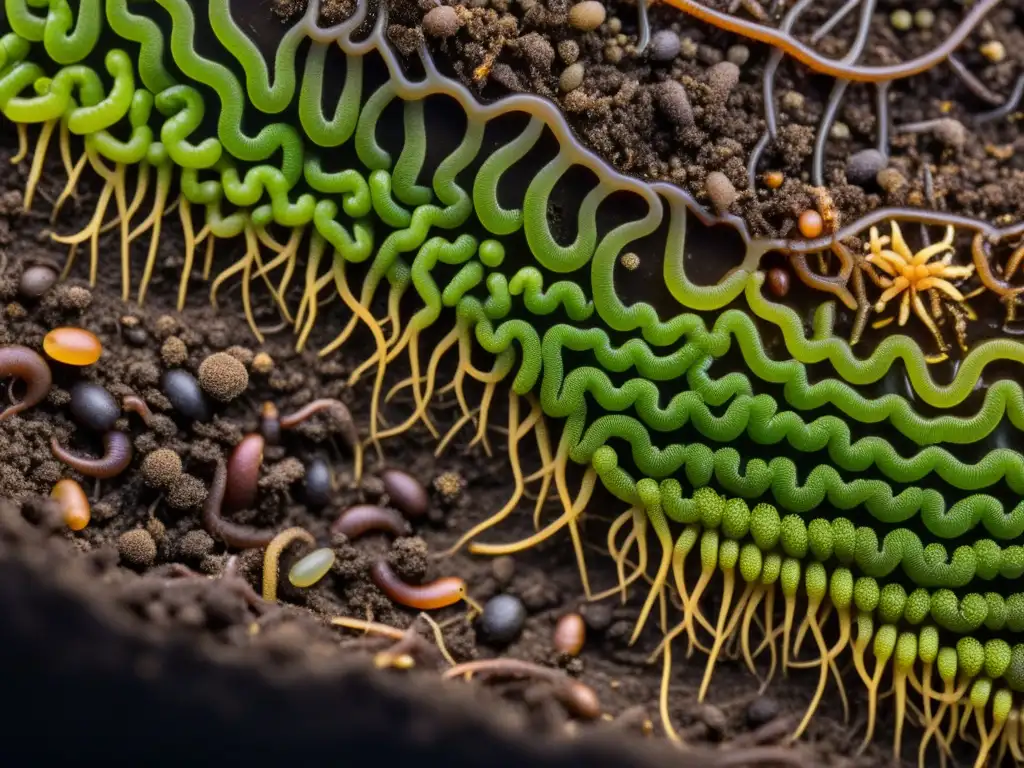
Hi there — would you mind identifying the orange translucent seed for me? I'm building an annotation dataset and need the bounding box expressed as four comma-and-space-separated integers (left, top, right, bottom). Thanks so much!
43, 327, 103, 366
764, 171, 784, 189
51, 478, 90, 531
798, 210, 824, 239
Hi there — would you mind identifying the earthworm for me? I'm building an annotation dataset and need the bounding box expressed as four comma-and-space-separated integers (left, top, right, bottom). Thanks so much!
258, 401, 281, 445
442, 659, 602, 720
279, 398, 358, 448
202, 461, 277, 549
331, 504, 411, 540
121, 394, 154, 426
369, 560, 466, 610
50, 431, 132, 478
224, 433, 265, 510
262, 526, 315, 601
0, 345, 52, 421
972, 233, 1024, 298
660, 0, 1002, 83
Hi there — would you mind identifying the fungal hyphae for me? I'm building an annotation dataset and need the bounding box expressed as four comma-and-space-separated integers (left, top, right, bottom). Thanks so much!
4, 1, 1024, 764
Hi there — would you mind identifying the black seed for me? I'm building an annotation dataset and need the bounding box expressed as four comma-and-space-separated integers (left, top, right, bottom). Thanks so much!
69, 381, 121, 432
161, 369, 211, 422
381, 468, 429, 518
478, 594, 527, 646
19, 265, 57, 298
125, 327, 149, 346
745, 696, 780, 727
305, 457, 332, 508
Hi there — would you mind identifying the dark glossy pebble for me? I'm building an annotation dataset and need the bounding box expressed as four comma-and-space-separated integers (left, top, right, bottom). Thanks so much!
161, 369, 211, 422
125, 327, 149, 346
381, 468, 429, 518
745, 696, 780, 727
477, 594, 527, 646
767, 268, 790, 298
69, 381, 120, 432
19, 265, 57, 298
304, 457, 332, 508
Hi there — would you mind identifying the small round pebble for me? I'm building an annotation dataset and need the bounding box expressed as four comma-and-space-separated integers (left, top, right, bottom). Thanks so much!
19, 265, 57, 298
559, 62, 585, 92
649, 30, 680, 62
118, 529, 157, 569
478, 594, 527, 645
141, 448, 183, 489
558, 40, 579, 64
929, 118, 967, 150
568, 0, 605, 31
889, 9, 912, 30
491, 556, 516, 585
304, 457, 332, 508
913, 9, 934, 28
198, 352, 249, 402
845, 148, 887, 186
656, 80, 693, 128
707, 61, 740, 99
726, 44, 750, 67
160, 336, 188, 367
980, 41, 1006, 63
125, 326, 149, 346
382, 468, 429, 518
432, 470, 465, 504
877, 167, 907, 193
289, 547, 336, 588
423, 5, 459, 38
167, 473, 208, 510
251, 352, 274, 374
705, 171, 737, 213
746, 696, 780, 727
162, 369, 211, 422
177, 529, 214, 561
69, 381, 120, 432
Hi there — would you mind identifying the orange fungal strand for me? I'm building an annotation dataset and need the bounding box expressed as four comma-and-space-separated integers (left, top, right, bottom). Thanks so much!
51, 478, 90, 531
657, 0, 1001, 83
370, 560, 466, 610
43, 327, 103, 366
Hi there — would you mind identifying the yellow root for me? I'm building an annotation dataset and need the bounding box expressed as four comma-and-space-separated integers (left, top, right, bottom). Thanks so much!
52, 146, 116, 286
294, 235, 334, 351
589, 506, 646, 602
629, 501, 673, 645
437, 391, 537, 557
22, 119, 57, 212
11, 122, 27, 164
789, 594, 833, 741
376, 326, 459, 441
697, 565, 736, 702
133, 162, 172, 305
659, 635, 684, 743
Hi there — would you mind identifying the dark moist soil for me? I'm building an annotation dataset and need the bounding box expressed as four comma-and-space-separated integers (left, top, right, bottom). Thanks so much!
363, 0, 1024, 239
0, 12, 973, 767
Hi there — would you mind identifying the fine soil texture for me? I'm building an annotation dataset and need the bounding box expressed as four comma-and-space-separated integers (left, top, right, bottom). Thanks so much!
364, 0, 1024, 238
0, 128, 902, 766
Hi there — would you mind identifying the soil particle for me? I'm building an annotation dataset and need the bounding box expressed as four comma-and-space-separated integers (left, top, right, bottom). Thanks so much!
118, 529, 157, 569
388, 536, 429, 582
166, 474, 208, 511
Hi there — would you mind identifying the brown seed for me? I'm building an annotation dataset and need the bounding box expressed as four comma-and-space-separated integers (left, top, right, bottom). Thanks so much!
382, 469, 429, 519
423, 5, 460, 38
554, 612, 586, 656
763, 170, 784, 189
705, 171, 737, 214
767, 268, 791, 298
798, 209, 823, 239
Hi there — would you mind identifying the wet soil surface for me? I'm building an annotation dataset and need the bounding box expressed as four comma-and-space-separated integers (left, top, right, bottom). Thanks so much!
364, 0, 1024, 239
0, 81, 932, 768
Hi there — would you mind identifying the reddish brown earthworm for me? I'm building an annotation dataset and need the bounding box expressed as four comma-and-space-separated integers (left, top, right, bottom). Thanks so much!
369, 560, 465, 610
50, 431, 132, 478
331, 505, 411, 540
279, 398, 358, 448
224, 433, 265, 510
202, 461, 277, 549
121, 395, 154, 426
0, 345, 52, 421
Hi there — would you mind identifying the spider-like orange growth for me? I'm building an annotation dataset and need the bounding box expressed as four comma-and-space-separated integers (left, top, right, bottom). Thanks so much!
865, 222, 974, 340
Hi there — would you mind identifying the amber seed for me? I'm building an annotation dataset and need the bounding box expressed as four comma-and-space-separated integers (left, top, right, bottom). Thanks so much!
798, 210, 824, 239
763, 171, 784, 189
289, 548, 336, 588
43, 327, 102, 366
767, 268, 791, 298
554, 612, 587, 656
51, 478, 90, 531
